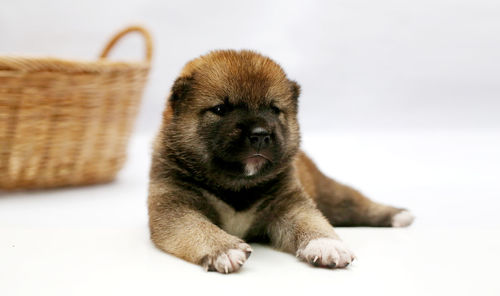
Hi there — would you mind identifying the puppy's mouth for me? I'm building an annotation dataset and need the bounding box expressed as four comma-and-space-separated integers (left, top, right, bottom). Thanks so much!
246, 153, 272, 163
243, 154, 272, 177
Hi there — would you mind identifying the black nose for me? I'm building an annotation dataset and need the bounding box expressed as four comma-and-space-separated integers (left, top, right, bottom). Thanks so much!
249, 127, 271, 150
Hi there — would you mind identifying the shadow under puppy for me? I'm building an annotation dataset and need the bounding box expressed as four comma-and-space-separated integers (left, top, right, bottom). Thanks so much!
148, 50, 414, 273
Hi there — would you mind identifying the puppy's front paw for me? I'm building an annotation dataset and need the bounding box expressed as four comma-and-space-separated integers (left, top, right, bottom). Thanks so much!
202, 243, 252, 274
392, 210, 415, 227
297, 238, 355, 269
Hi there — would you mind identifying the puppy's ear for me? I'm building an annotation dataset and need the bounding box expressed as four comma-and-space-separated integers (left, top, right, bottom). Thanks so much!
170, 76, 194, 105
289, 80, 301, 105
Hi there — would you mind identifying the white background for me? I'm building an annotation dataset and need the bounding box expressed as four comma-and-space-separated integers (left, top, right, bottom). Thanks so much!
1, 0, 499, 133
1, 1, 500, 295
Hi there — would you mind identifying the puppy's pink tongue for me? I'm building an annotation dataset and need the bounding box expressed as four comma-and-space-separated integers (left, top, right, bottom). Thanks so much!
244, 156, 267, 176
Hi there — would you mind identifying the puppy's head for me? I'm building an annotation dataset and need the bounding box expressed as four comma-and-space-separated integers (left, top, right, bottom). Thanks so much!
165, 50, 301, 187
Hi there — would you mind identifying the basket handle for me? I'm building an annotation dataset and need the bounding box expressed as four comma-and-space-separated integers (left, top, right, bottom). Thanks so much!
99, 25, 153, 63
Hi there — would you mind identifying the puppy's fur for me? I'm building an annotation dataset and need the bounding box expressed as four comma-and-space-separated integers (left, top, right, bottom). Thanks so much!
148, 50, 414, 273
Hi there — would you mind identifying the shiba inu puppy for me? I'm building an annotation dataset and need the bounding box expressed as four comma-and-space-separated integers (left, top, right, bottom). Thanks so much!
148, 50, 414, 273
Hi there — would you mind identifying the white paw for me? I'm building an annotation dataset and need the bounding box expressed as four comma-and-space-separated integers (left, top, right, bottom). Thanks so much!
392, 210, 415, 227
297, 238, 355, 268
203, 243, 252, 274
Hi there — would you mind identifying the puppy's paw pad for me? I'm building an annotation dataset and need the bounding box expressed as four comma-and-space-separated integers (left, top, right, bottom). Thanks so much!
297, 238, 355, 269
203, 243, 252, 274
392, 210, 415, 227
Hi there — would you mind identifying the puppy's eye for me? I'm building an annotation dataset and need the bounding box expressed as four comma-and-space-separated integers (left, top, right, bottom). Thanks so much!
209, 104, 228, 116
271, 105, 281, 115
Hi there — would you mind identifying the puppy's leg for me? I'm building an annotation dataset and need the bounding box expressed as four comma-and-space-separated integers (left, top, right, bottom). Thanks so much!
266, 194, 355, 268
296, 152, 414, 227
148, 181, 252, 274
315, 179, 414, 227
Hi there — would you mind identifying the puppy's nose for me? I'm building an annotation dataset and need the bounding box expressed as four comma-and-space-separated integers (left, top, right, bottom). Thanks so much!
249, 127, 271, 150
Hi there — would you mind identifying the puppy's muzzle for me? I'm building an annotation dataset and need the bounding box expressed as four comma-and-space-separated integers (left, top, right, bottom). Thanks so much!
249, 127, 271, 150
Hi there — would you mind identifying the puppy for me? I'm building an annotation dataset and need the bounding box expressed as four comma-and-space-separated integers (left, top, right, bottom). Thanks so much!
148, 50, 414, 273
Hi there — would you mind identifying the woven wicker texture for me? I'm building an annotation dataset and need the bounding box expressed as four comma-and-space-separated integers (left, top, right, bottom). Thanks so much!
0, 26, 152, 189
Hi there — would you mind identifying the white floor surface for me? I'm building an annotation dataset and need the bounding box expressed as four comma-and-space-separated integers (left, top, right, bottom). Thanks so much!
1, 130, 499, 296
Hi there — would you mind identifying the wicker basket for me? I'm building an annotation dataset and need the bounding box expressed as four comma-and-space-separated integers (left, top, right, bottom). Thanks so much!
0, 25, 153, 190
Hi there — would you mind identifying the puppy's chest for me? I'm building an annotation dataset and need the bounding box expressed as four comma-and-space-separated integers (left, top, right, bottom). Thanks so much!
205, 194, 259, 238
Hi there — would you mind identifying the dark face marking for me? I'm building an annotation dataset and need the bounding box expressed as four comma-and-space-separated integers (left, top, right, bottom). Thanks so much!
199, 100, 289, 179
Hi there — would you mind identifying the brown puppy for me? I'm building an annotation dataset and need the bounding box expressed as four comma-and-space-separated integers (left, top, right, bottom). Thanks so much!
148, 50, 414, 273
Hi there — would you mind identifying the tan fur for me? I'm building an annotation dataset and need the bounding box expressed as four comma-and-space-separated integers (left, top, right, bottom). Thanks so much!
148, 50, 413, 273
148, 180, 248, 265
204, 193, 260, 238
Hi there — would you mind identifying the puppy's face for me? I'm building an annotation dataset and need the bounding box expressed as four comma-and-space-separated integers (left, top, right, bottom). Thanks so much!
166, 50, 301, 187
